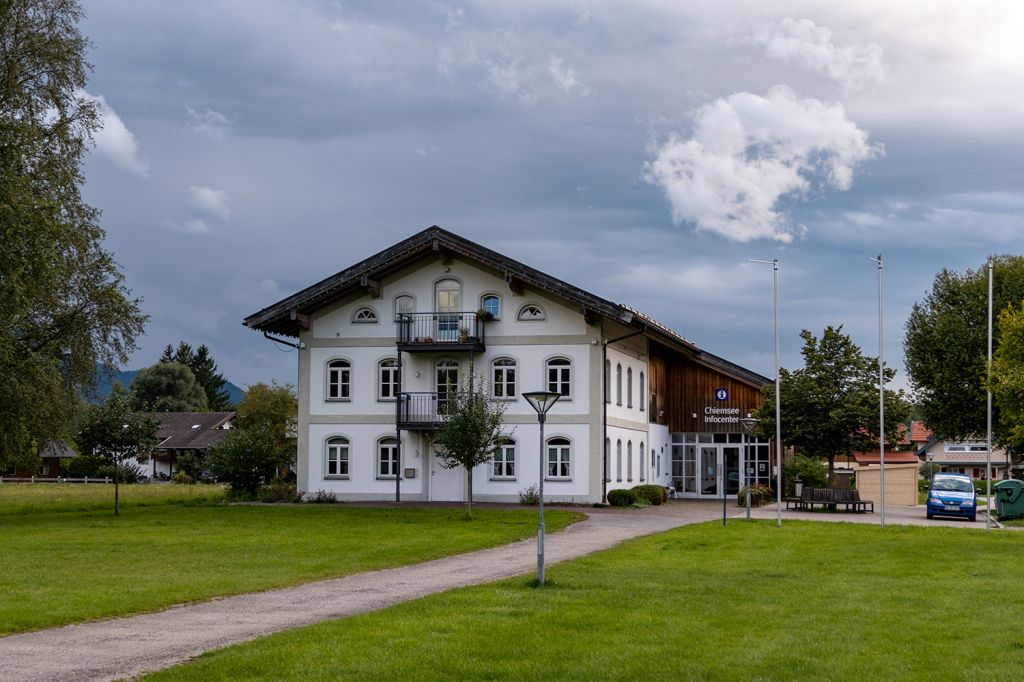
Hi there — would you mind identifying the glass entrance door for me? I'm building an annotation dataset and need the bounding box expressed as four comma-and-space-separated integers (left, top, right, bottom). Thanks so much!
699, 446, 718, 495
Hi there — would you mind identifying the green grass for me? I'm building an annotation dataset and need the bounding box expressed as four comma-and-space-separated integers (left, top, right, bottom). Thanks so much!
149, 521, 1024, 681
0, 504, 581, 634
0, 482, 226, 515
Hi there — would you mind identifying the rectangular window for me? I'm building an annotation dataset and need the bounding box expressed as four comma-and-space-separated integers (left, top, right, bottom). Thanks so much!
492, 360, 516, 399
326, 439, 349, 478
547, 443, 571, 479
379, 361, 398, 400
492, 442, 516, 479
327, 361, 351, 400
378, 440, 399, 478
547, 360, 571, 397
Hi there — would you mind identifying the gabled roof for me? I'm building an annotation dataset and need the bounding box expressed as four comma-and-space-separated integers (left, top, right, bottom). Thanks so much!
852, 451, 921, 465
244, 225, 770, 389
151, 412, 235, 451
910, 420, 933, 442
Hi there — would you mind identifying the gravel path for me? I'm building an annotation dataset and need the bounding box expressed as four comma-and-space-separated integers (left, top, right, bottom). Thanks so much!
0, 503, 723, 682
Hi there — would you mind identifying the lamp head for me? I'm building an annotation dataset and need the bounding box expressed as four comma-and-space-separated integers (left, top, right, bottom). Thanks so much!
739, 415, 759, 435
523, 390, 561, 416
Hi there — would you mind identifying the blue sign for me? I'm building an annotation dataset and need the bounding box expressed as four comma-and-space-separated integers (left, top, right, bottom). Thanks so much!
714, 388, 728, 401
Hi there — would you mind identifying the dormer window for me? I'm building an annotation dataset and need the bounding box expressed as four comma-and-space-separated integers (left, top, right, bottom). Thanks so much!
517, 304, 546, 321
352, 307, 378, 323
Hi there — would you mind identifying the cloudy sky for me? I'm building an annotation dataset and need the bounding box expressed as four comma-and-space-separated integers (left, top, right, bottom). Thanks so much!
77, 0, 1024, 392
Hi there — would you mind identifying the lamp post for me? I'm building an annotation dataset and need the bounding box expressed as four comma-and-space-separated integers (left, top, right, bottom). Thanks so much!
867, 255, 886, 528
749, 258, 782, 527
523, 390, 561, 586
740, 415, 759, 521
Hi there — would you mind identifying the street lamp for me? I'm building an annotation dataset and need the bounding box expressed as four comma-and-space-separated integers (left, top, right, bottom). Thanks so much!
867, 254, 885, 528
523, 390, 561, 586
749, 258, 782, 527
740, 415, 759, 521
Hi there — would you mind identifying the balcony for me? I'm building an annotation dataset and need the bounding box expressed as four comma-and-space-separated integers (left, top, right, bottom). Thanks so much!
396, 312, 486, 352
397, 392, 450, 431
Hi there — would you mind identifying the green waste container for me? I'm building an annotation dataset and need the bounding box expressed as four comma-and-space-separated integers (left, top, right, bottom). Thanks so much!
994, 480, 1024, 520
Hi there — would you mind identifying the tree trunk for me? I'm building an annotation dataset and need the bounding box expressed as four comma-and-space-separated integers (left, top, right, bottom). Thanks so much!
827, 455, 836, 485
465, 467, 473, 520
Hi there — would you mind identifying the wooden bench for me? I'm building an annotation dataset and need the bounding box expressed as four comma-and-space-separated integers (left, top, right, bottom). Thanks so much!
784, 487, 874, 513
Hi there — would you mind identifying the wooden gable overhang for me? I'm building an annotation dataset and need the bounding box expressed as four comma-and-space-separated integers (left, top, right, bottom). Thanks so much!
243, 225, 630, 338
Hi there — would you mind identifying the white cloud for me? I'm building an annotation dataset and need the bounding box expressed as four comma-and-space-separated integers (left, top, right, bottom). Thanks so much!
548, 56, 590, 95
186, 106, 232, 138
80, 90, 148, 176
185, 186, 231, 222
645, 85, 883, 243
752, 18, 886, 91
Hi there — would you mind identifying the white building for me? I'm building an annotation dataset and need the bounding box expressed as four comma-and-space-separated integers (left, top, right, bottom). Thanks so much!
245, 226, 772, 503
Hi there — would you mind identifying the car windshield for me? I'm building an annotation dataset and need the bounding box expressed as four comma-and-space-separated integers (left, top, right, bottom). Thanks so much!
932, 477, 974, 493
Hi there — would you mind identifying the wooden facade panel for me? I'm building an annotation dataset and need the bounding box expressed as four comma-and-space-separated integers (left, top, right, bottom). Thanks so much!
654, 351, 765, 433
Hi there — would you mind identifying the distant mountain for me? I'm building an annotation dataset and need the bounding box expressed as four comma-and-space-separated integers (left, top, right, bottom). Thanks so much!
92, 365, 245, 407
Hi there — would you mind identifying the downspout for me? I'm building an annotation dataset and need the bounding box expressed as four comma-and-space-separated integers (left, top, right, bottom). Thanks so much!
262, 331, 304, 350
602, 328, 645, 504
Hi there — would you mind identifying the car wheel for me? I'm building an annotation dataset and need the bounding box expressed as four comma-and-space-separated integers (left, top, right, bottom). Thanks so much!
968, 514, 976, 522
926, 512, 934, 519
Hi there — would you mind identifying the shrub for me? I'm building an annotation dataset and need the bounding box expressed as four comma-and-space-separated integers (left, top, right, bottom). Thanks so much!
257, 480, 302, 503
172, 471, 194, 485
631, 484, 667, 505
92, 462, 146, 483
518, 484, 539, 506
607, 488, 637, 507
209, 427, 291, 497
309, 489, 337, 504
784, 454, 828, 493
737, 485, 773, 507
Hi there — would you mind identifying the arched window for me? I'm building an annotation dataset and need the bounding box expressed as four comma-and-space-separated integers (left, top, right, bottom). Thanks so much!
352, 306, 378, 323
616, 439, 623, 482
627, 441, 633, 481
377, 437, 398, 479
491, 358, 516, 399
616, 363, 622, 406
492, 438, 516, 479
517, 304, 546, 321
604, 360, 611, 404
546, 358, 572, 398
378, 359, 398, 400
639, 441, 645, 482
480, 294, 501, 319
325, 436, 350, 478
627, 367, 633, 408
546, 437, 571, 479
326, 359, 351, 400
639, 372, 646, 411
394, 295, 415, 319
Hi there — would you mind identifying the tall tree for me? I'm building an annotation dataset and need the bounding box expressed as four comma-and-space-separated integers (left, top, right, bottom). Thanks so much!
160, 341, 231, 409
904, 256, 1024, 443
992, 302, 1024, 451
129, 362, 208, 412
755, 326, 910, 479
432, 376, 507, 519
0, 0, 147, 472
77, 386, 159, 515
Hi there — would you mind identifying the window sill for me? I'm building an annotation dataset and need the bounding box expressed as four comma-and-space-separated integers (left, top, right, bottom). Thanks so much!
377, 398, 397, 402
489, 476, 517, 482
490, 397, 517, 402
545, 477, 572, 482
325, 398, 352, 403
324, 475, 350, 480
376, 475, 398, 480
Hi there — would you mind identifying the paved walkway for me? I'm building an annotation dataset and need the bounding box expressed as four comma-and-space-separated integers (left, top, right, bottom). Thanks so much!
0, 502, 725, 682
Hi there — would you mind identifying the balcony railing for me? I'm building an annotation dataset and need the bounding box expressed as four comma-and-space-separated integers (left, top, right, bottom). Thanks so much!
396, 312, 486, 351
397, 392, 452, 430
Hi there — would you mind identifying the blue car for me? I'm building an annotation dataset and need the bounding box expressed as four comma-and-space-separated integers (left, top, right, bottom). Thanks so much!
926, 473, 977, 522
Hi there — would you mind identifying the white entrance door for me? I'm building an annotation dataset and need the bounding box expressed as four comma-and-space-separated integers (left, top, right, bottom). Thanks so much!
429, 455, 465, 501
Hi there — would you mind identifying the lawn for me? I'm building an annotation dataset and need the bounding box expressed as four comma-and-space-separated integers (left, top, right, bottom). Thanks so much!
0, 482, 226, 515
0, 501, 581, 634
149, 521, 1024, 681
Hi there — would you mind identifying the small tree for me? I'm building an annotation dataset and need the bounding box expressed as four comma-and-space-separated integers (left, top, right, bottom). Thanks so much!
77, 387, 159, 515
236, 381, 297, 466
433, 376, 507, 519
208, 427, 289, 498
992, 302, 1024, 452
